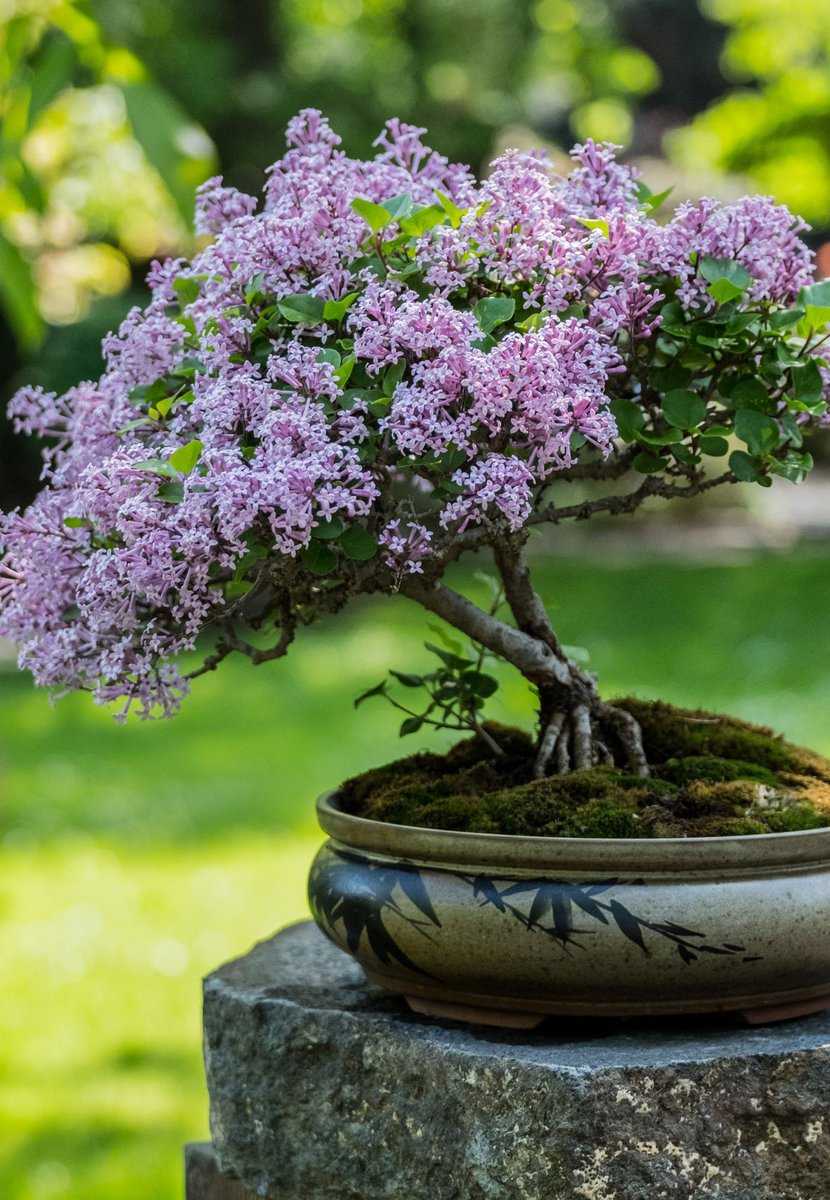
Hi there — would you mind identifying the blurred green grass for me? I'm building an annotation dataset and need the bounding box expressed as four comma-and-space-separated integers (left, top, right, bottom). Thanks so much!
1, 549, 829, 1199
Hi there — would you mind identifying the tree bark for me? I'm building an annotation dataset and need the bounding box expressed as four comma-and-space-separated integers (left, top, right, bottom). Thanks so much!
401, 546, 649, 779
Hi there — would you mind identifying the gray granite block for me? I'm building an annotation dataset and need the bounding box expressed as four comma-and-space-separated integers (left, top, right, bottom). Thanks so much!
203, 920, 830, 1200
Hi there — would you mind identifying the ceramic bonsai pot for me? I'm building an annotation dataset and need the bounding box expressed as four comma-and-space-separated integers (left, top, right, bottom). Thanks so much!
309, 793, 830, 1027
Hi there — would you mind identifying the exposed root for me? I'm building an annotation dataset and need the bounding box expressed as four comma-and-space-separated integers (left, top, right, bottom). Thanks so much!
534, 711, 566, 778
598, 701, 650, 778
572, 704, 593, 771
534, 700, 650, 779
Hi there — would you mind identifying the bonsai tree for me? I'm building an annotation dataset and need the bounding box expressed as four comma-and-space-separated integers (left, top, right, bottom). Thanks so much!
2, 109, 828, 782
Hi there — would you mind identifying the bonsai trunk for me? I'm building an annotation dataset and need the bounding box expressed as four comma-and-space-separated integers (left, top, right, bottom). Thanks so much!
401, 544, 649, 779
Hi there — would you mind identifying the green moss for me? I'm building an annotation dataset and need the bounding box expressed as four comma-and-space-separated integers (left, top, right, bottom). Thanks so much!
615, 698, 805, 775
339, 702, 830, 839
656, 755, 780, 788
764, 804, 828, 833
558, 797, 645, 839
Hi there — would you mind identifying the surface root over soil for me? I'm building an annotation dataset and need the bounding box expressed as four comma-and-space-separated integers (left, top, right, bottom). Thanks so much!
338, 700, 830, 839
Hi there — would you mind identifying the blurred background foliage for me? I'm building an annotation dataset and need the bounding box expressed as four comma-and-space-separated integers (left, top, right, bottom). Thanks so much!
2, 4, 830, 1198
671, 0, 830, 227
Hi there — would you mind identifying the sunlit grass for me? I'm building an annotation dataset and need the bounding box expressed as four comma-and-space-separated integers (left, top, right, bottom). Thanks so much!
1, 549, 829, 1198
0, 835, 318, 1200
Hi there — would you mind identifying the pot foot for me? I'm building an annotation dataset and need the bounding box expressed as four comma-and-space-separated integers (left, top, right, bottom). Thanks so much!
405, 995, 545, 1030
742, 994, 830, 1025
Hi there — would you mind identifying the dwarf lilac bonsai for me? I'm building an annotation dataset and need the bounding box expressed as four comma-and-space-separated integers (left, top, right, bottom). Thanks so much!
2, 110, 828, 780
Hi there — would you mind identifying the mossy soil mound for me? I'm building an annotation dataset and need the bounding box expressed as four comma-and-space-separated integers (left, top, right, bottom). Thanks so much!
338, 699, 830, 838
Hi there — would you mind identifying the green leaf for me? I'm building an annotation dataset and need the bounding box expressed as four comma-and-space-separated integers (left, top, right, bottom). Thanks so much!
382, 359, 406, 396
424, 642, 472, 670
699, 436, 729, 457
400, 204, 446, 237
158, 481, 185, 503
734, 409, 779, 456
317, 347, 341, 368
644, 186, 673, 214
172, 357, 205, 379
244, 271, 267, 304
135, 458, 178, 479
699, 256, 752, 304
792, 360, 823, 407
609, 398, 645, 442
638, 429, 684, 446
399, 716, 424, 736
382, 193, 414, 219
169, 439, 203, 475
63, 516, 89, 529
461, 671, 499, 698
770, 450, 813, 484
671, 444, 697, 466
173, 276, 200, 306
323, 292, 359, 322
729, 376, 769, 410
150, 396, 175, 420
311, 518, 344, 540
339, 525, 378, 562
577, 216, 609, 238
633, 452, 667, 475
770, 308, 804, 330
728, 450, 763, 482
302, 541, 337, 575
351, 196, 393, 233
800, 280, 830, 309
474, 295, 515, 334
780, 413, 804, 447
335, 355, 356, 388
390, 670, 424, 687
434, 190, 466, 228
798, 281, 830, 330
515, 311, 546, 333
663, 389, 707, 429
278, 293, 326, 324
635, 181, 673, 213
354, 680, 387, 708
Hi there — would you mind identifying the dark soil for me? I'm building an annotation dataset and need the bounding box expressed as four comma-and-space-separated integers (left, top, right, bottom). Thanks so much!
338, 699, 830, 838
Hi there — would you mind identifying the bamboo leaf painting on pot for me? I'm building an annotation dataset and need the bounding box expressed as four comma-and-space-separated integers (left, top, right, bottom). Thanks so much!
310, 850, 761, 980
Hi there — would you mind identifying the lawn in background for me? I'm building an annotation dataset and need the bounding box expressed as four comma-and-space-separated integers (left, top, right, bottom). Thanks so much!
1, 548, 829, 1199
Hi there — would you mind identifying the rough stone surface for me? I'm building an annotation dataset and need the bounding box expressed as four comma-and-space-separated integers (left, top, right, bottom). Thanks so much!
204, 921, 830, 1200
185, 1142, 261, 1199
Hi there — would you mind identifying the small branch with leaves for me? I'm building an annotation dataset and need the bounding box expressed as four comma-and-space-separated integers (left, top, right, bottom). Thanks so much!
355, 577, 506, 756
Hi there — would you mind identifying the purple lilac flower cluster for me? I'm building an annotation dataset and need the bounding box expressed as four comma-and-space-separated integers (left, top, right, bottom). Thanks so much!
1, 110, 824, 718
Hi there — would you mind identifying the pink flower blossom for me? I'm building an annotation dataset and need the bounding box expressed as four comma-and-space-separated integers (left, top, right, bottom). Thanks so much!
1, 109, 820, 718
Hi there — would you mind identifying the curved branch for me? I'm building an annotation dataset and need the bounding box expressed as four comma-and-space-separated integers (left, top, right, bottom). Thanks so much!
492, 540, 564, 654
400, 577, 573, 689
531, 471, 736, 527
187, 603, 296, 680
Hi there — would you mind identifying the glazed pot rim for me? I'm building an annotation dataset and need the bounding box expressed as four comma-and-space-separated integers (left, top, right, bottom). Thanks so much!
317, 792, 830, 876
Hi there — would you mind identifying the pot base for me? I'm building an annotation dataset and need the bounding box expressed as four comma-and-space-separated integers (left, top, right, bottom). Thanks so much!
366, 968, 830, 1027
405, 995, 545, 1030
742, 992, 830, 1025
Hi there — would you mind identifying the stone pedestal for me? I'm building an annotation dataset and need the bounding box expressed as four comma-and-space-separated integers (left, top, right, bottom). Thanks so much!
185, 1143, 258, 1199
198, 921, 830, 1200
